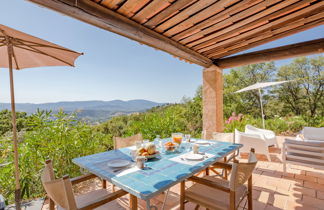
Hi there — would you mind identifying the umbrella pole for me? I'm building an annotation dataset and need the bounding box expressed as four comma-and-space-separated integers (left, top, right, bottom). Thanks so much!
7, 43, 21, 210
258, 88, 265, 129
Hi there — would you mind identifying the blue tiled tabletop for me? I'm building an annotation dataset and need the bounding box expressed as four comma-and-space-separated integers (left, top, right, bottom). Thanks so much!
72, 139, 242, 200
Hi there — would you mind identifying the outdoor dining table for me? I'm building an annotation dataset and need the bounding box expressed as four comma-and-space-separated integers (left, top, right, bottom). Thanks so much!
72, 139, 242, 210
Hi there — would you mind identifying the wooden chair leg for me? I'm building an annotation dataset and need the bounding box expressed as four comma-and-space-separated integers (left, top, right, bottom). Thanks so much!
230, 191, 235, 210
180, 181, 185, 210
248, 176, 253, 210
205, 168, 209, 176
102, 179, 107, 189
49, 198, 55, 210
223, 157, 228, 180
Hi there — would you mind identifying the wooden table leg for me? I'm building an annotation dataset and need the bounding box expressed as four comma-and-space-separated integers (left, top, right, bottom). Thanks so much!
130, 194, 138, 210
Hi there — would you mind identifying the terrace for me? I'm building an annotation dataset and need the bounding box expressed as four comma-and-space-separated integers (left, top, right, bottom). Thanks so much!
34, 136, 324, 210
4, 0, 324, 209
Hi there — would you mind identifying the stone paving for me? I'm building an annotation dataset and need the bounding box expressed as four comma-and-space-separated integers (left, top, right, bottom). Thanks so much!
39, 136, 324, 210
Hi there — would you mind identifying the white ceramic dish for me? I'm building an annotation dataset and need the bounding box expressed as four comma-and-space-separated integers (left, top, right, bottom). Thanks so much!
107, 159, 131, 168
185, 153, 204, 161
195, 140, 210, 145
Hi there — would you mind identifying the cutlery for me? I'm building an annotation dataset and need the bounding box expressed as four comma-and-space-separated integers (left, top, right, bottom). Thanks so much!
113, 165, 133, 173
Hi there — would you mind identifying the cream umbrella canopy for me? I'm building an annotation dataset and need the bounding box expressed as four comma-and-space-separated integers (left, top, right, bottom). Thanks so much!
235, 81, 291, 129
0, 24, 82, 209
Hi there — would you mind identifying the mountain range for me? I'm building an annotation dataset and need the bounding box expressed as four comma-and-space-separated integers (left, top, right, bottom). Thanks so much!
0, 100, 163, 122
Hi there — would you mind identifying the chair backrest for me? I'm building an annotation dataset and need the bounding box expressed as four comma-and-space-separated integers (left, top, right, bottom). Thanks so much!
113, 133, 143, 149
41, 160, 77, 210
302, 127, 324, 141
235, 129, 262, 142
229, 150, 257, 191
212, 132, 234, 143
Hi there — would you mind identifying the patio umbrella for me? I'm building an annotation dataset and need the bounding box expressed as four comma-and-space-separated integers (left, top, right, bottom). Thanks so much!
0, 24, 82, 209
235, 81, 291, 129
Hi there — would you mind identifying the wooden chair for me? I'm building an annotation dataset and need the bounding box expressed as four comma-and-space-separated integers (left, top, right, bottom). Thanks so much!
113, 133, 143, 150
209, 132, 238, 179
42, 160, 127, 210
180, 148, 257, 210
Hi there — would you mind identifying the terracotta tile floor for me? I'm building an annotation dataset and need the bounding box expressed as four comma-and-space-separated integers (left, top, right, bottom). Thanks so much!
43, 136, 324, 210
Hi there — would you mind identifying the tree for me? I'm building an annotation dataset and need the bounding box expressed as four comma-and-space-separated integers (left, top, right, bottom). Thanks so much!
276, 56, 324, 117
223, 62, 277, 118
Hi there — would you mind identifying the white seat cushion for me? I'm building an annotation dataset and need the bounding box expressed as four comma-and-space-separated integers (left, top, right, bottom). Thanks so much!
185, 176, 247, 210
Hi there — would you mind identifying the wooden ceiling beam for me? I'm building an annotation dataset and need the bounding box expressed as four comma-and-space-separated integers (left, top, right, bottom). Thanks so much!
213, 38, 324, 69
210, 18, 324, 59
28, 0, 213, 67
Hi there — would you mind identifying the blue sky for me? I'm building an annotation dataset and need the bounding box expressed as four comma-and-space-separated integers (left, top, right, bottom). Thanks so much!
0, 0, 323, 103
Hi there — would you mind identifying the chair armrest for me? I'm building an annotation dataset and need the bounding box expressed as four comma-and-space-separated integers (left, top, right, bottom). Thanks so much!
211, 162, 232, 170
78, 189, 128, 210
187, 176, 230, 193
70, 173, 97, 185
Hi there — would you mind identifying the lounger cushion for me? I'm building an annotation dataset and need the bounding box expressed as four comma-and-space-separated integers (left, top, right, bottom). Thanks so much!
302, 127, 324, 141
285, 138, 324, 146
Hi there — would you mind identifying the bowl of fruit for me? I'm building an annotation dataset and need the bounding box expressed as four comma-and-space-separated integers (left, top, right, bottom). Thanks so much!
164, 141, 179, 153
137, 142, 159, 159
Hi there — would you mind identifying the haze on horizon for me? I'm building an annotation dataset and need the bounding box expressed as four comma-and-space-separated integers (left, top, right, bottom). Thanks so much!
0, 0, 323, 104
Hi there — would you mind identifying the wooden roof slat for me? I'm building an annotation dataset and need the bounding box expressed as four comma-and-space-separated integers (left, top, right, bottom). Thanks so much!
117, 0, 151, 18
144, 0, 197, 29
28, 0, 213, 67
100, 0, 125, 10
28, 0, 324, 68
191, 1, 322, 52
178, 0, 282, 44
172, 0, 260, 41
153, 0, 217, 33
162, 0, 238, 37
185, 0, 304, 48
132, 0, 173, 24
209, 14, 324, 59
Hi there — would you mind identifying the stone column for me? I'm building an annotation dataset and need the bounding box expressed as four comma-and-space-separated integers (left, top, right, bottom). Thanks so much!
202, 65, 224, 139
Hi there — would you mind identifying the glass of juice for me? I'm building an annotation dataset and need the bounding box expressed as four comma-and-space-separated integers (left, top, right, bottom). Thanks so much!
172, 133, 183, 145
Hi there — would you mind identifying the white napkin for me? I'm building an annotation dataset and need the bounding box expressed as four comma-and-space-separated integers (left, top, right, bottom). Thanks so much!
114, 165, 140, 177
94, 161, 140, 177
169, 152, 215, 166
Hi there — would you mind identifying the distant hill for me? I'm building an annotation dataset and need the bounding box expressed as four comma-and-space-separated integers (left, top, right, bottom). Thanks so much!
0, 100, 163, 122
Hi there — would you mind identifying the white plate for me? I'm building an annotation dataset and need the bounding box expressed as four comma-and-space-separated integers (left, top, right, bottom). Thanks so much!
107, 159, 131, 168
195, 140, 210, 145
189, 138, 196, 142
185, 154, 204, 161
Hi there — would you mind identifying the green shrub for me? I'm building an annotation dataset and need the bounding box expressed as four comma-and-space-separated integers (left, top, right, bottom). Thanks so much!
0, 110, 112, 203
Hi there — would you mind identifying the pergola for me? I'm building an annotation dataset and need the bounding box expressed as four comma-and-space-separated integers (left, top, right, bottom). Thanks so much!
28, 0, 324, 139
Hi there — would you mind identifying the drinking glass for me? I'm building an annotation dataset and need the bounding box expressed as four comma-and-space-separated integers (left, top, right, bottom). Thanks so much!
143, 139, 149, 147
135, 141, 143, 149
172, 133, 183, 145
185, 134, 191, 142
